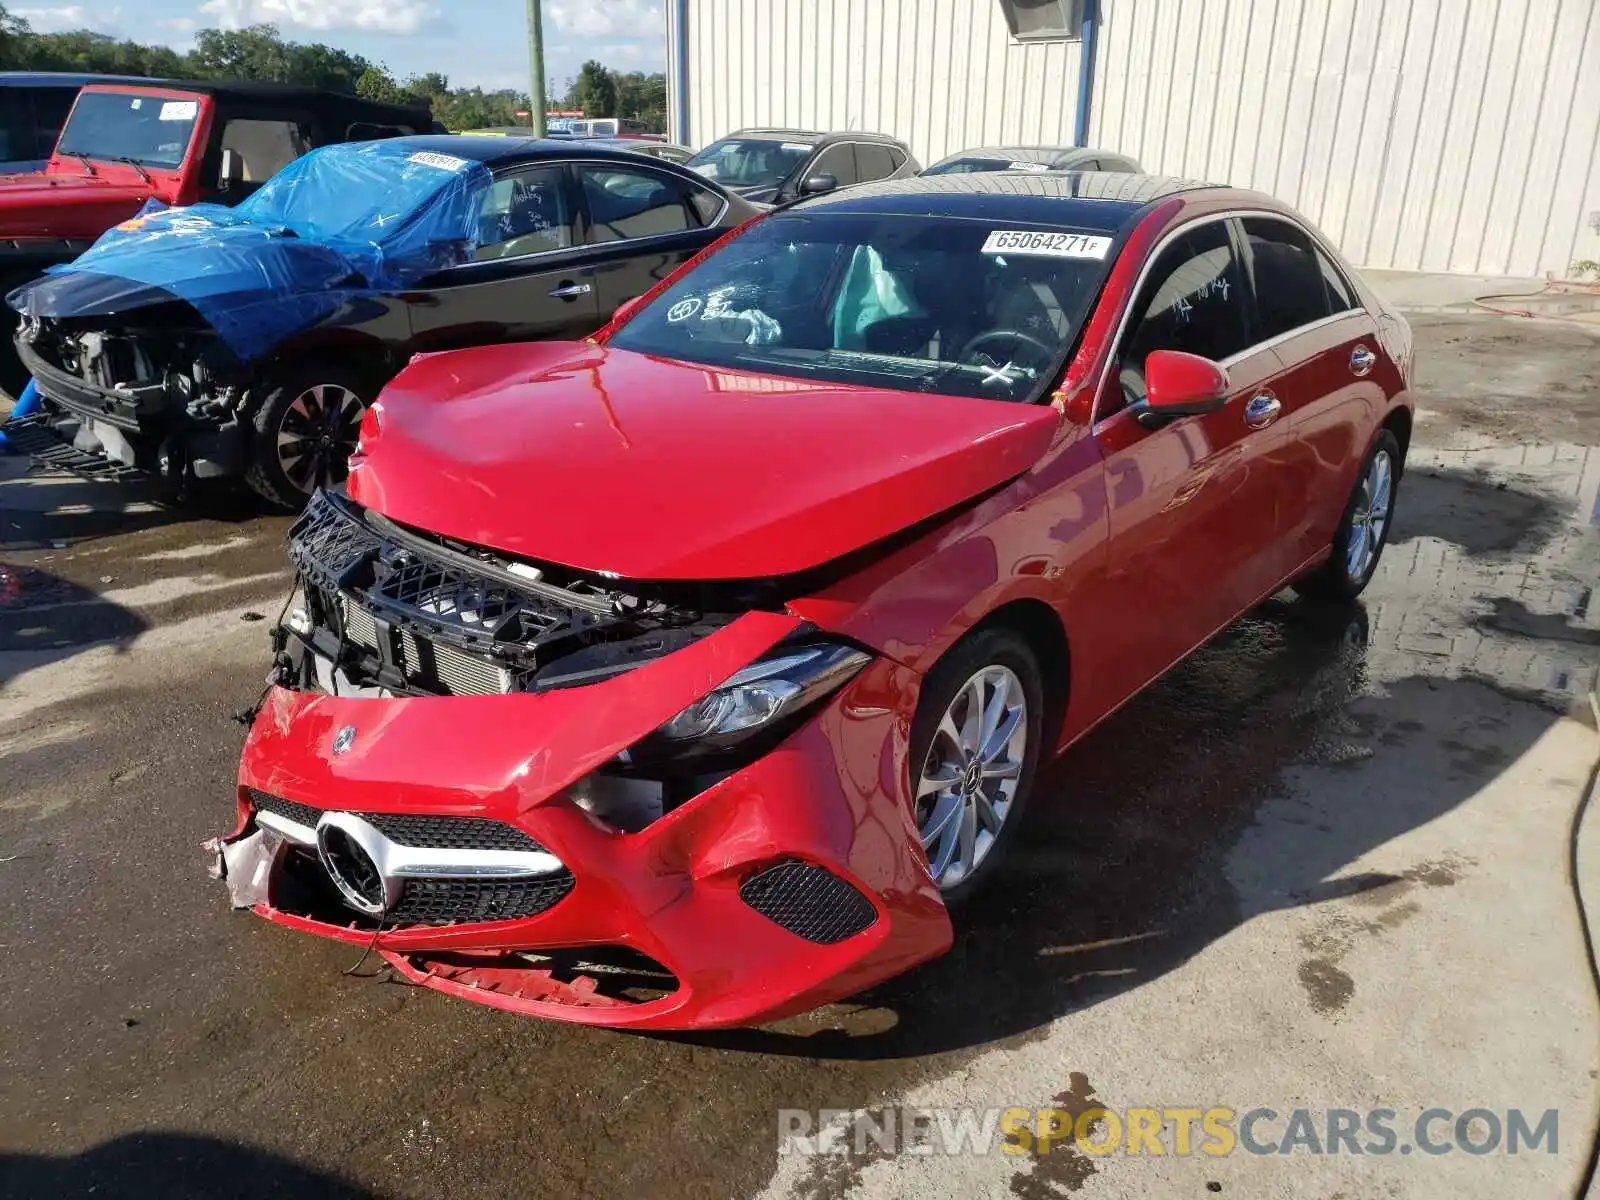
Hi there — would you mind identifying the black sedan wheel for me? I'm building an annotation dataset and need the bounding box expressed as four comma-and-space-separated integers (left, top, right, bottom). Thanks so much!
246, 364, 372, 509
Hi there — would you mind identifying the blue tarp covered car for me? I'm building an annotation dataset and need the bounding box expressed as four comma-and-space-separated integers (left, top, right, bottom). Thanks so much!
4, 133, 752, 506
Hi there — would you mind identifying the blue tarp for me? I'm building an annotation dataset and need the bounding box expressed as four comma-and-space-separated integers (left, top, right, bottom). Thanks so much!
10, 140, 493, 363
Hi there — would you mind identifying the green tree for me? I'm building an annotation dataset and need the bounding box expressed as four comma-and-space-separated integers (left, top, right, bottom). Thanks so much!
355, 65, 402, 104
575, 60, 618, 118
191, 24, 293, 81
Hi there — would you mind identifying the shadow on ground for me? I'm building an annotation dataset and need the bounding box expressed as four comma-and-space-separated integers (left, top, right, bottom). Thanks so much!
0, 1133, 380, 1200
0, 563, 146, 686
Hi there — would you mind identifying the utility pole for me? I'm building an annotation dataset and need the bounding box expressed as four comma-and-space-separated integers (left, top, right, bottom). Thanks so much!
526, 0, 546, 135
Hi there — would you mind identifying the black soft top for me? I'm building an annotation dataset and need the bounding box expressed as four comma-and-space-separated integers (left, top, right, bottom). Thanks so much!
86, 78, 435, 131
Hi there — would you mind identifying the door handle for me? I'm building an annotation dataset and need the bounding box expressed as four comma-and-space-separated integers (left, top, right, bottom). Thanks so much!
1244, 392, 1281, 428
1350, 345, 1377, 376
549, 282, 593, 300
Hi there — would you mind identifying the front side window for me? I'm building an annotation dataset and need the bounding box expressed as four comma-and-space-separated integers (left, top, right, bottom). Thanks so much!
31, 88, 77, 159
1241, 217, 1338, 341
579, 164, 696, 241
810, 143, 859, 187
1114, 221, 1249, 410
56, 91, 200, 168
608, 212, 1116, 402
687, 137, 811, 189
219, 118, 312, 185
474, 165, 573, 260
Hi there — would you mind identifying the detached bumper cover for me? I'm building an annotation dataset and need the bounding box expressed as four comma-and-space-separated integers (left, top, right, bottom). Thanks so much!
232, 611, 951, 1028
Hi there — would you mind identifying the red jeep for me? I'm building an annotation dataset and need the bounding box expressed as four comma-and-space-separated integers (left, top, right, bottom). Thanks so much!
0, 79, 436, 391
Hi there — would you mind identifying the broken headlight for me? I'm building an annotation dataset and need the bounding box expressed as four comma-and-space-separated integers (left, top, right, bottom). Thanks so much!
625, 641, 871, 762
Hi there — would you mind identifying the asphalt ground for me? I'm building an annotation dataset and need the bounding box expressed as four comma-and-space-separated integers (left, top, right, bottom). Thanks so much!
0, 314, 1597, 1199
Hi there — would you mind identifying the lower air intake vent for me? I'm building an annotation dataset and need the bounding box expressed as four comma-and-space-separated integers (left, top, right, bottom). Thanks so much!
739, 861, 877, 945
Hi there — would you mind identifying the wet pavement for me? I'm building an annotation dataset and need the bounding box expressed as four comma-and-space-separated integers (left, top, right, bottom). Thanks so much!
1, 314, 1597, 1199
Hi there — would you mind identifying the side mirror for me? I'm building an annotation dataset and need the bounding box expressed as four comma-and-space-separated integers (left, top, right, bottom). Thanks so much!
800, 173, 838, 196
1137, 350, 1230, 429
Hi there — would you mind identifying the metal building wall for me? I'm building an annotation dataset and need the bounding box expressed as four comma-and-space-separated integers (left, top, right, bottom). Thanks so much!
674, 0, 1600, 275
682, 0, 1084, 173
1089, 0, 1600, 276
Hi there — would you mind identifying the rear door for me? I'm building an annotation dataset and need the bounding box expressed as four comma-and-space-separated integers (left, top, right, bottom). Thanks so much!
572, 159, 733, 315
1090, 216, 1290, 697
407, 161, 601, 351
1237, 215, 1385, 567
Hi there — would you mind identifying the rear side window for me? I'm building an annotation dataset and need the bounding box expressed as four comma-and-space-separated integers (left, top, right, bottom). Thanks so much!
579, 163, 695, 241
1119, 220, 1251, 396
856, 143, 896, 181
1241, 217, 1343, 340
1318, 248, 1356, 312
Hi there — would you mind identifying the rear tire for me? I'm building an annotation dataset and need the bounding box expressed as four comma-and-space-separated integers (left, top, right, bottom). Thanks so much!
244, 363, 373, 510
908, 627, 1045, 908
1293, 428, 1402, 603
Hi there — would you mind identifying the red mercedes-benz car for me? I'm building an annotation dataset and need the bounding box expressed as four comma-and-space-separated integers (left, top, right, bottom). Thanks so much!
213, 173, 1414, 1029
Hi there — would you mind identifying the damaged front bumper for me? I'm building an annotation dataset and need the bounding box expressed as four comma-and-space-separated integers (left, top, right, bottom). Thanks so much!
218, 612, 952, 1029
15, 333, 247, 482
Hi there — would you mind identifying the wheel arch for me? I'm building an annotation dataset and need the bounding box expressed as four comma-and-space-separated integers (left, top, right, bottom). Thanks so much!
959, 598, 1072, 754
1382, 404, 1413, 467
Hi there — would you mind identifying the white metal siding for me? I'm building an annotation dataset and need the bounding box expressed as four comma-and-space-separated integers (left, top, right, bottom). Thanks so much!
1089, 0, 1600, 275
682, 0, 1084, 171
675, 0, 1600, 275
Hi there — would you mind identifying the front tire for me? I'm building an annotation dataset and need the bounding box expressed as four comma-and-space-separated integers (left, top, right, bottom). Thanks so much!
909, 627, 1045, 907
1293, 428, 1402, 603
244, 364, 372, 509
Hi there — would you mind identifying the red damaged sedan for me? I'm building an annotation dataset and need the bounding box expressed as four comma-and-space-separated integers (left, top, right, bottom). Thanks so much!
214, 173, 1414, 1029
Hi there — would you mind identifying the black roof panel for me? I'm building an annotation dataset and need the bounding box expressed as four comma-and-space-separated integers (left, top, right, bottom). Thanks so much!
792, 171, 1218, 227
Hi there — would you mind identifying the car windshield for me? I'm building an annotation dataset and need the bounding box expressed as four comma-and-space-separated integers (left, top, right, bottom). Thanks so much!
924, 157, 1053, 176
55, 90, 199, 168
688, 137, 812, 188
609, 212, 1117, 402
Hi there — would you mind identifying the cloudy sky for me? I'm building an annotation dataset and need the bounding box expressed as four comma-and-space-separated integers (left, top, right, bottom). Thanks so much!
12, 0, 668, 92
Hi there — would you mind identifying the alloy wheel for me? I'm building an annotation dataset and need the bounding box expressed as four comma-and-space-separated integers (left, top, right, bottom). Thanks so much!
1346, 448, 1393, 582
276, 383, 365, 494
914, 664, 1028, 890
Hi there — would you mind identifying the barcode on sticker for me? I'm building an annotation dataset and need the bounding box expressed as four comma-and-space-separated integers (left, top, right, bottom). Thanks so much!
980, 230, 1113, 259
408, 151, 470, 172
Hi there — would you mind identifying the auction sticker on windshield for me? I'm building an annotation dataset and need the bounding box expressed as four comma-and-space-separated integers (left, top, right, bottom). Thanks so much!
408, 152, 471, 172
159, 101, 198, 122
980, 230, 1112, 259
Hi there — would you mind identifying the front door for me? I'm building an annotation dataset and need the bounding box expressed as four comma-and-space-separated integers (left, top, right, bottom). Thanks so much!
407, 162, 601, 352
1089, 216, 1290, 698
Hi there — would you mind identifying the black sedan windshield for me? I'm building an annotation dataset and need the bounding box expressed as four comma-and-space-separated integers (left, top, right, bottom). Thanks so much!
688, 137, 811, 190
56, 91, 198, 168
609, 212, 1116, 401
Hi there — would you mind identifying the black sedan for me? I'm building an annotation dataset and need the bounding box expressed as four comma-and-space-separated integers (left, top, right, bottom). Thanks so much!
922, 145, 1142, 177
8, 135, 758, 507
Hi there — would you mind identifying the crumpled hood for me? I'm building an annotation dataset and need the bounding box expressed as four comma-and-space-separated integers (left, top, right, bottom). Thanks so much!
9, 229, 363, 361
348, 340, 1060, 581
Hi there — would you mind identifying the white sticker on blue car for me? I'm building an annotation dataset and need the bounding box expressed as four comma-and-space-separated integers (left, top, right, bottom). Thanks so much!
408, 151, 471, 172
979, 230, 1113, 259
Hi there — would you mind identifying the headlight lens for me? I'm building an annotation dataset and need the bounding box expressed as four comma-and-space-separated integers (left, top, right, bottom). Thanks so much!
644, 641, 872, 753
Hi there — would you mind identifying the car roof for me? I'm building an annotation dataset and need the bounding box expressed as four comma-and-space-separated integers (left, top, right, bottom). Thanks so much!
788, 171, 1224, 229
589, 138, 693, 154
368, 133, 731, 177
724, 127, 908, 149
0, 71, 155, 87
929, 145, 1113, 167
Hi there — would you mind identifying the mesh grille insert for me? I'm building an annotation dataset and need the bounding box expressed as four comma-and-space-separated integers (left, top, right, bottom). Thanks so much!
739, 861, 877, 945
247, 791, 546, 852
392, 875, 575, 926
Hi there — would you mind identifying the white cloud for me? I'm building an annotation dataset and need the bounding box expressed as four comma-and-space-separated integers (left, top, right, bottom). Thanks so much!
545, 0, 661, 39
159, 16, 196, 30
196, 0, 438, 36
14, 4, 120, 31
